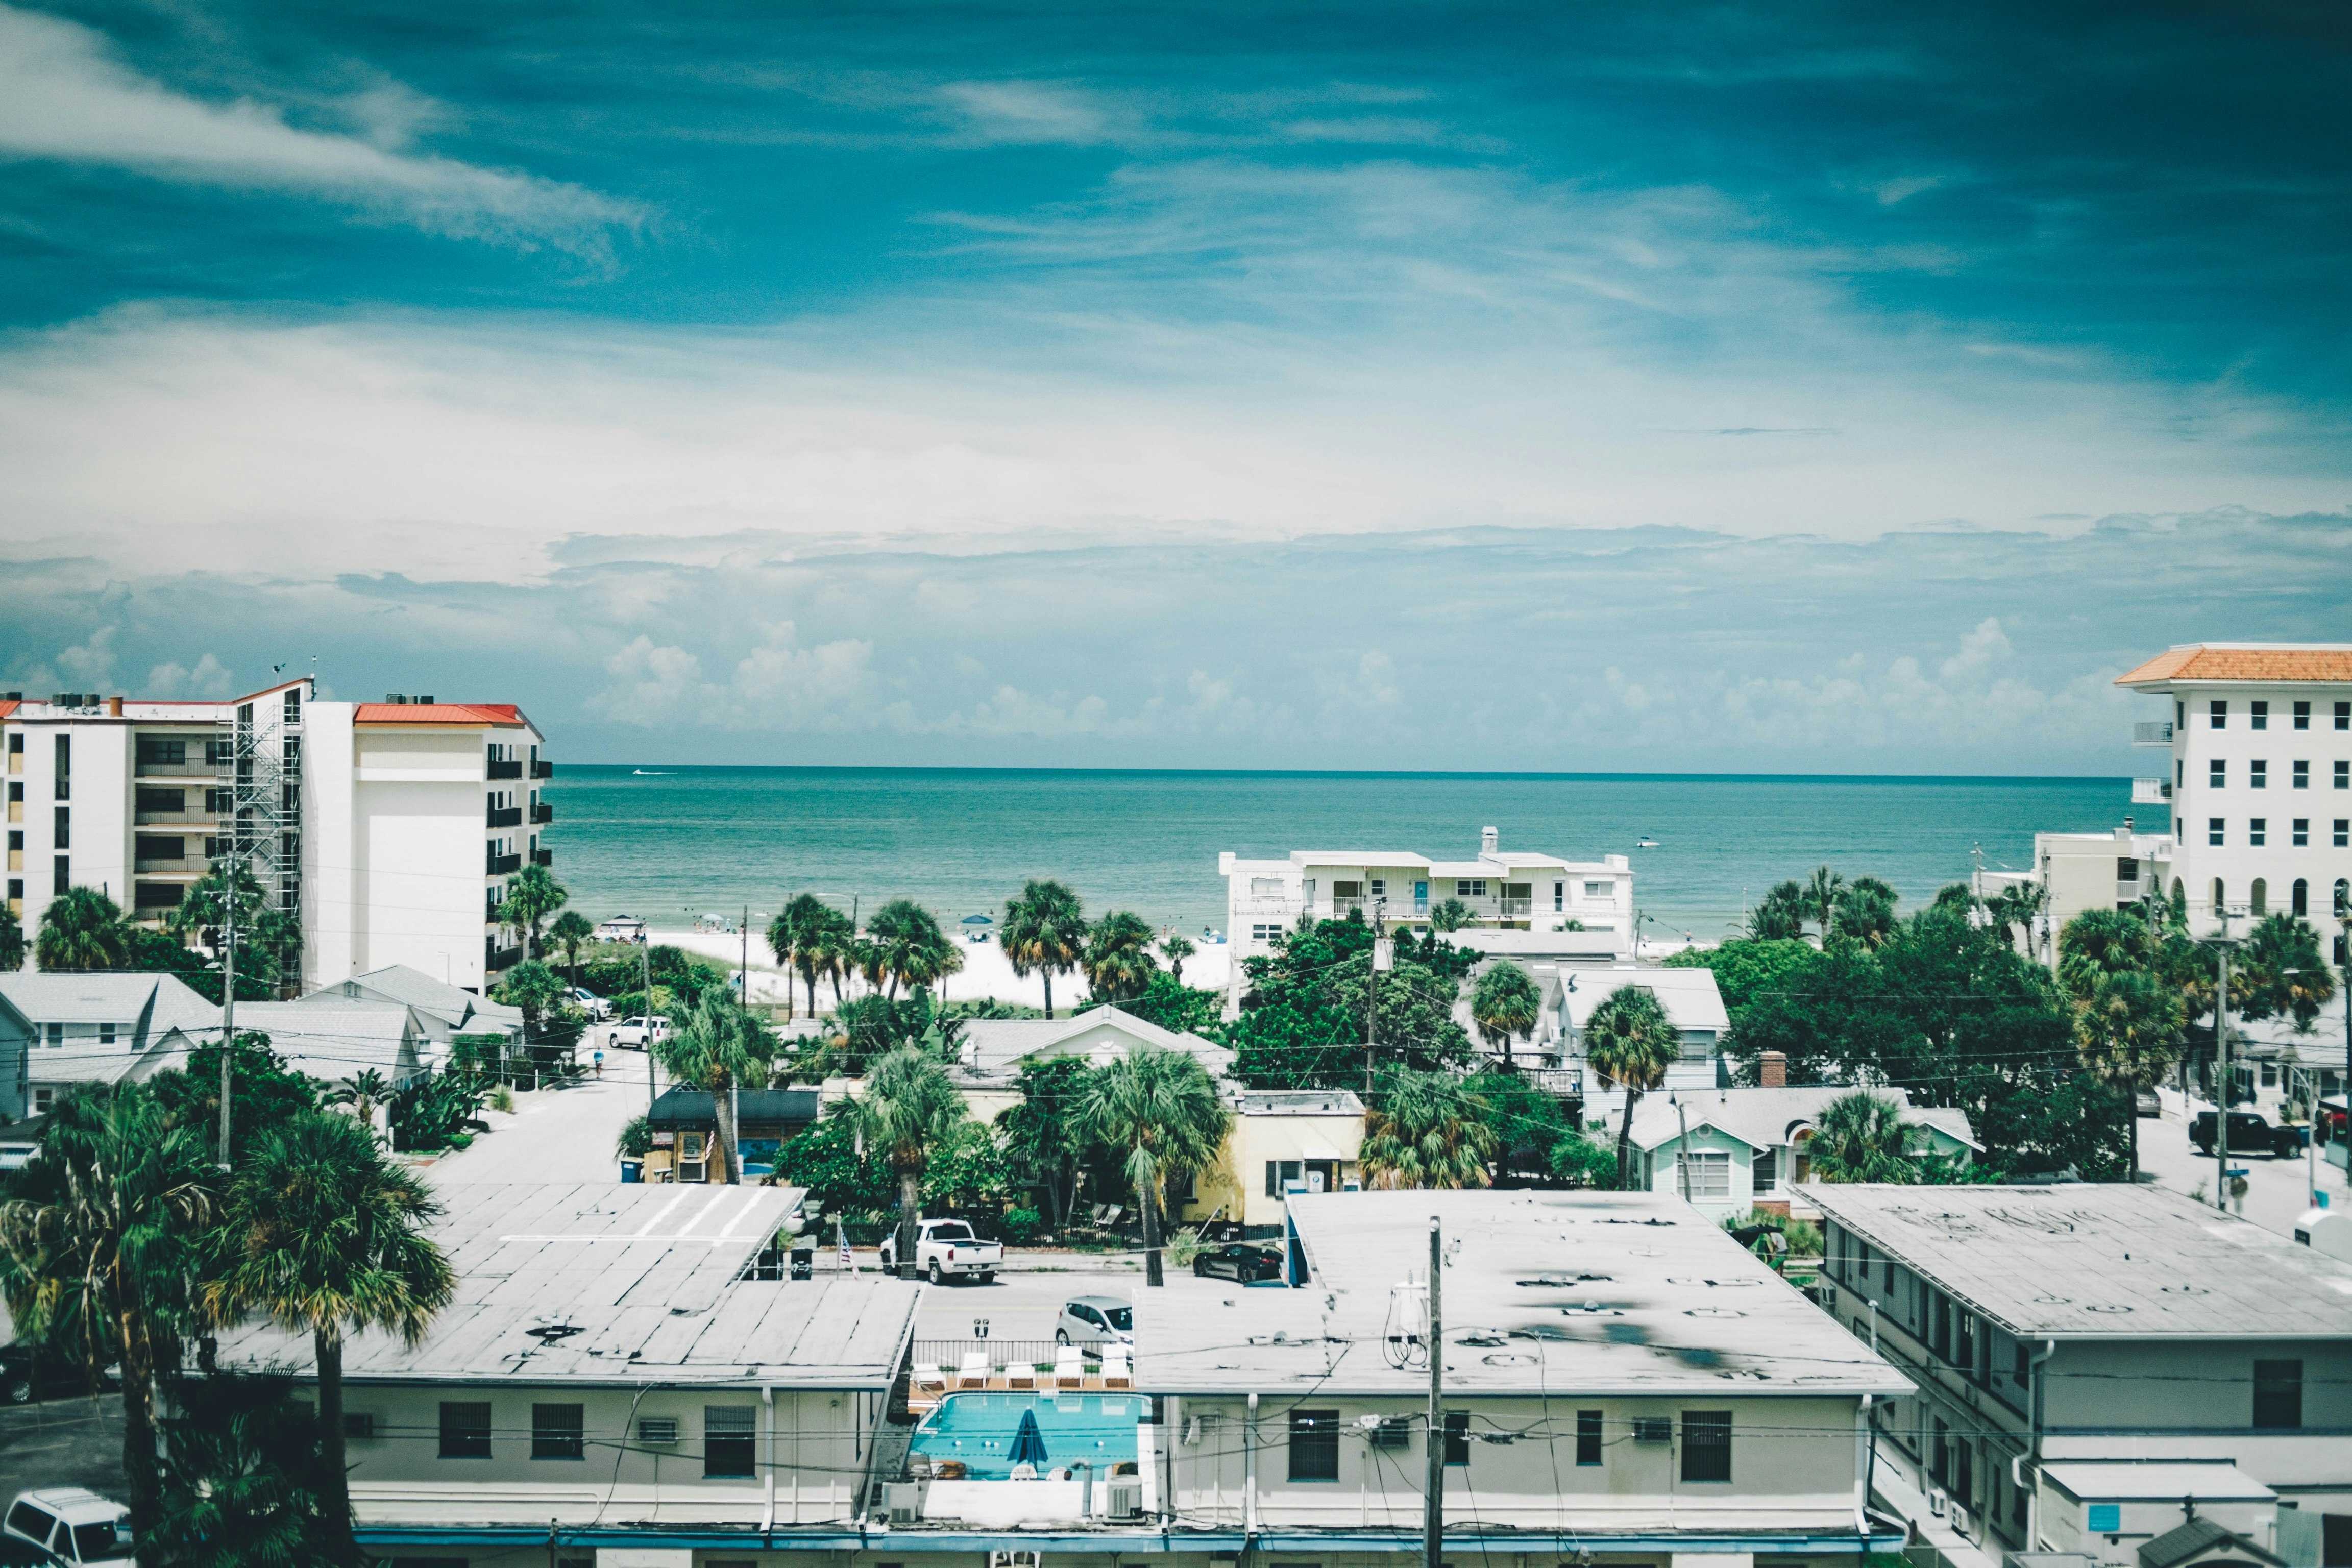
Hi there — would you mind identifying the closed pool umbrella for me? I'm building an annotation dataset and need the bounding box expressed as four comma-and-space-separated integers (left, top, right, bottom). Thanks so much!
1009, 1408, 1050, 1468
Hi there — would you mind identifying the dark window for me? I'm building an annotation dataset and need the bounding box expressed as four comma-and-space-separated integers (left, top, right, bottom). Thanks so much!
2295, 820, 2311, 848
2338, 823, 2350, 850
134, 834, 185, 861
704, 1406, 757, 1477
1680, 1411, 1732, 1482
2295, 701, 2311, 729
1444, 1411, 1470, 1466
439, 1401, 492, 1458
1576, 1410, 1602, 1466
2293, 880, 2309, 917
1265, 1159, 1301, 1196
135, 737, 186, 767
2339, 701, 2351, 730
2212, 759, 2227, 788
1288, 1409, 1339, 1481
532, 1403, 584, 1460
52, 855, 68, 892
1956, 1310, 1976, 1373
1753, 1148, 1776, 1188
53, 735, 69, 798
2251, 818, 2268, 846
1932, 1296, 1951, 1360
2211, 700, 2227, 728
53, 807, 68, 850
135, 786, 183, 813
2254, 1360, 2302, 1429
2295, 761, 2311, 790
2014, 1343, 2030, 1382
2251, 760, 2269, 789
1953, 1437, 1975, 1506
2251, 700, 2269, 730
1932, 1419, 1949, 1484
2210, 818, 2226, 846
2338, 762, 2350, 789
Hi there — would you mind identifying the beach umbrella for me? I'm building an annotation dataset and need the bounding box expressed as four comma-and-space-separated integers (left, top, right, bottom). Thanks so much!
961, 913, 993, 926
1008, 1407, 1050, 1469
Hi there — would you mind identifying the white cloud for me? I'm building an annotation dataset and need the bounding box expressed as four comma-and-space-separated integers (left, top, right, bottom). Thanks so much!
144, 652, 234, 697
0, 4, 641, 254
53, 623, 116, 687
939, 81, 1113, 145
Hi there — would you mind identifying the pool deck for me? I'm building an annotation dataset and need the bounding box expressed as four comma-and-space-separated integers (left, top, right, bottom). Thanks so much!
907, 1370, 1133, 1412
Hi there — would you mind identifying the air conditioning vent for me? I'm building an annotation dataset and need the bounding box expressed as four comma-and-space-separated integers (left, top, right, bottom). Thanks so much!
1630, 1418, 1672, 1444
886, 1482, 925, 1525
1367, 1417, 1411, 1450
342, 1411, 376, 1441
1105, 1479, 1144, 1521
638, 1416, 679, 1444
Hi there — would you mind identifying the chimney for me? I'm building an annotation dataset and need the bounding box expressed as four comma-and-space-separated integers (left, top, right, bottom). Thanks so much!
1759, 1051, 1787, 1088
107, 696, 124, 717
1481, 825, 1499, 854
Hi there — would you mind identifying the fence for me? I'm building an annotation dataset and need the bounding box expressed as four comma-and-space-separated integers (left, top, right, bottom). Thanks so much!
909, 1338, 1071, 1376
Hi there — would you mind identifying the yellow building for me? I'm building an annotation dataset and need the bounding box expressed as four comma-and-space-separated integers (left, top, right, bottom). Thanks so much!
1182, 1088, 1365, 1235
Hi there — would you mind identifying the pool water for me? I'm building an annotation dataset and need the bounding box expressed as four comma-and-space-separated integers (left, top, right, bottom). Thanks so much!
911, 1392, 1142, 1480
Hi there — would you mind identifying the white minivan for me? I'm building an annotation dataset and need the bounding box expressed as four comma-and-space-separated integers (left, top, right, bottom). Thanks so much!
5, 1489, 135, 1564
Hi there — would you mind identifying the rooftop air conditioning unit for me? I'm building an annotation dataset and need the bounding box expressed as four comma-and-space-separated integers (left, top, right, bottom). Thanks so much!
1949, 1503, 1972, 1539
1630, 1418, 1672, 1444
886, 1482, 925, 1526
1105, 1479, 1144, 1521
1927, 1486, 1948, 1518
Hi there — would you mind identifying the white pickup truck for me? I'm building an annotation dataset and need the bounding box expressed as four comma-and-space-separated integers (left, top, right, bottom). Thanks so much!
878, 1219, 1002, 1285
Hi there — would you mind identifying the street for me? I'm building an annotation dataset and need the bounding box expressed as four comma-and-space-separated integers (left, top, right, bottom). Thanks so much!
2136, 1106, 2345, 1236
0, 1398, 125, 1502
427, 1025, 651, 1186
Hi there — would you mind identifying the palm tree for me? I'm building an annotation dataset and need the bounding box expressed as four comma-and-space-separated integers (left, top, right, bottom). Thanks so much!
2057, 907, 2155, 1001
2075, 968, 2184, 1181
35, 885, 130, 971
1427, 897, 1472, 933
1358, 1068, 1497, 1190
547, 910, 594, 987
0, 1083, 216, 1541
1986, 881, 2046, 953
1002, 879, 1087, 1018
1833, 876, 1899, 949
1804, 866, 1844, 947
1584, 983, 1680, 1188
2238, 913, 2337, 1029
865, 899, 952, 999
1084, 911, 1160, 1003
206, 1109, 454, 1566
0, 901, 22, 972
654, 997, 773, 1184
496, 862, 569, 960
1469, 962, 1542, 1070
1805, 1092, 1923, 1183
326, 1069, 393, 1135
1077, 1045, 1232, 1287
1159, 933, 1196, 985
1748, 880, 1807, 941
855, 1046, 970, 1278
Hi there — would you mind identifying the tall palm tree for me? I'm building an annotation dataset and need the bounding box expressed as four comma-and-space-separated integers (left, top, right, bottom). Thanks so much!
1805, 1092, 1923, 1183
0, 1083, 215, 1541
1584, 983, 1680, 1189
1747, 880, 1807, 941
496, 862, 569, 960
2057, 907, 2155, 1001
1084, 911, 1160, 1003
1159, 933, 1196, 985
654, 998, 773, 1184
326, 1069, 393, 1136
1804, 866, 1845, 947
206, 1110, 454, 1566
1358, 1069, 1497, 1191
856, 1046, 970, 1278
547, 910, 594, 987
767, 894, 829, 1018
865, 899, 950, 999
2238, 912, 2337, 1029
799, 906, 855, 1014
1469, 962, 1542, 1070
34, 885, 130, 971
2075, 968, 2184, 1181
1002, 879, 1087, 1018
1833, 876, 1899, 949
1077, 1045, 1231, 1287
1986, 881, 2046, 953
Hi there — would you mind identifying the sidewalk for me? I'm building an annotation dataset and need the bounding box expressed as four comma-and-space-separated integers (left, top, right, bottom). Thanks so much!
1872, 1455, 2003, 1568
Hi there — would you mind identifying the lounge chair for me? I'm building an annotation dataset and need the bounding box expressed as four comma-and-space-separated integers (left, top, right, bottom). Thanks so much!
957, 1351, 990, 1389
1004, 1361, 1038, 1390
1099, 1347, 1132, 1390
912, 1363, 948, 1395
1052, 1348, 1086, 1390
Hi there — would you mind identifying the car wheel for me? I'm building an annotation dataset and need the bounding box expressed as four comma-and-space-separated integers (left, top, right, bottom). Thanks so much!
928, 1260, 944, 1285
5, 1373, 32, 1404
1193, 1259, 1209, 1277
1055, 1329, 1069, 1345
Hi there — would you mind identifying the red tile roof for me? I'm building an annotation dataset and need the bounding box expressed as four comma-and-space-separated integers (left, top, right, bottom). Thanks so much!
2115, 646, 2352, 687
0, 700, 16, 721
352, 703, 526, 726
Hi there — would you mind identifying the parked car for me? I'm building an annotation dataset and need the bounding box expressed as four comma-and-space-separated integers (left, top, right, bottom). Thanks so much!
1, 1344, 113, 1406
2135, 1089, 2161, 1119
609, 1015, 670, 1050
569, 988, 612, 1021
1055, 1294, 1133, 1354
1192, 1242, 1284, 1283
877, 1219, 1002, 1285
2190, 1109, 2302, 1158
4, 1489, 134, 1565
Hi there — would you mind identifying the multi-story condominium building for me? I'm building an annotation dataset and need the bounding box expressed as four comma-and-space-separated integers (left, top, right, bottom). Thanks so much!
1, 679, 551, 993
1810, 1184, 2352, 1566
1973, 822, 2178, 966
2115, 643, 2352, 943
1219, 825, 1635, 1008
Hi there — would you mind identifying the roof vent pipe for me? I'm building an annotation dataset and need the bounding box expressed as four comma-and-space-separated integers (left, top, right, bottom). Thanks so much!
107, 696, 124, 717
1481, 826, 1499, 854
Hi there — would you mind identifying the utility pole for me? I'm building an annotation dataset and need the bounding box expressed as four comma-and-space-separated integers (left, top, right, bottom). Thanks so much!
644, 935, 656, 1122
2213, 904, 2237, 1210
1368, 903, 1390, 1100
217, 877, 238, 1168
1673, 1091, 1694, 1203
1424, 1215, 1443, 1568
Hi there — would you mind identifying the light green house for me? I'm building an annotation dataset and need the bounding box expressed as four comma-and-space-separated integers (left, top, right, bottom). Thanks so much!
1623, 1085, 1979, 1219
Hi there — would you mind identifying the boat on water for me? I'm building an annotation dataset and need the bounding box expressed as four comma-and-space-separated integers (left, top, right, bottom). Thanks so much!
1635, 836, 1661, 848
633, 769, 670, 775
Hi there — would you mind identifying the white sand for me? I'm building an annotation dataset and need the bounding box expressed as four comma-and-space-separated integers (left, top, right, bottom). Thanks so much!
647, 927, 1232, 1017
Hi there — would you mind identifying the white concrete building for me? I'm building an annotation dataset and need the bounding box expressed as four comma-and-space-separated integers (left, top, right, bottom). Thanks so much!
1975, 823, 2179, 967
1218, 825, 1634, 1009
2, 679, 552, 994
2114, 644, 2352, 939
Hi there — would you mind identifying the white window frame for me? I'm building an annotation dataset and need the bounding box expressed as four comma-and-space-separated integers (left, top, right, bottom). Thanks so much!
1674, 1149, 1733, 1199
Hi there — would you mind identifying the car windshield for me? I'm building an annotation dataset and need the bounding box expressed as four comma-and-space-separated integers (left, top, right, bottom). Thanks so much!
930, 1222, 973, 1241
1105, 1306, 1132, 1331
72, 1519, 132, 1560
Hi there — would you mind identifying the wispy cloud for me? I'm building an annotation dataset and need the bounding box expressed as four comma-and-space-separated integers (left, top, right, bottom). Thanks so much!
0, 3, 642, 257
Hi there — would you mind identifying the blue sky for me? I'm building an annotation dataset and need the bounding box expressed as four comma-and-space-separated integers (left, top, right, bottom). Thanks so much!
2, 1, 2348, 770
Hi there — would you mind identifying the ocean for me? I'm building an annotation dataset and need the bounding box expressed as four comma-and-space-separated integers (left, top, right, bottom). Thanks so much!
548, 768, 2149, 943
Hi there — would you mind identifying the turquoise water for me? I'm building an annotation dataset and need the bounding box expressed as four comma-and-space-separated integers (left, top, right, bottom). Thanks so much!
911, 1391, 1143, 1479
548, 767, 2148, 942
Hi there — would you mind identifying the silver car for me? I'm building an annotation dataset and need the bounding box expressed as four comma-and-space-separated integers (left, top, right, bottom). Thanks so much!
1053, 1294, 1132, 1356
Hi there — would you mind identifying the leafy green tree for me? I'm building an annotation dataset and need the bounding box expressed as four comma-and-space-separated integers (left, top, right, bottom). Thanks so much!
2057, 907, 2157, 1000
1584, 983, 1680, 1188
35, 885, 130, 971
865, 899, 960, 1000
547, 910, 594, 987
1469, 962, 1542, 1070
1231, 915, 1473, 1088
773, 1099, 900, 1222
1805, 1092, 1924, 1183
149, 1373, 338, 1567
0, 900, 22, 971
1459, 1068, 1587, 1181
1084, 910, 1161, 1002
1082, 971, 1223, 1036
148, 1033, 320, 1163
1077, 1045, 1231, 1286
0, 1083, 216, 1541
855, 1047, 970, 1277
1159, 933, 1196, 984
616, 1114, 654, 1161
1805, 866, 1845, 946
2076, 968, 2183, 1180
655, 998, 775, 1184
995, 1056, 1096, 1228
1427, 897, 1473, 933
386, 1071, 486, 1154
1549, 1127, 1620, 1187
1664, 938, 1816, 1012
1833, 877, 1899, 949
496, 862, 568, 960
1358, 1068, 1497, 1190
205, 1110, 454, 1566
325, 1070, 393, 1135
2237, 913, 2336, 1029
769, 894, 831, 1017
1002, 879, 1087, 1018
1748, 880, 1807, 941
1985, 881, 2046, 951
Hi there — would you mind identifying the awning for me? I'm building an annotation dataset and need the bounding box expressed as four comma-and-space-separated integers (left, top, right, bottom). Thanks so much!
1303, 1147, 1347, 1162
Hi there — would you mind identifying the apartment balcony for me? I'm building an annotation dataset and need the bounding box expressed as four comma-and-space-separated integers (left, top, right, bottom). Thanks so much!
2132, 778, 2173, 805
486, 850, 522, 875
485, 938, 523, 972
487, 805, 523, 828
134, 811, 225, 827
531, 758, 554, 779
531, 847, 554, 868
1497, 897, 1533, 918
487, 758, 524, 780
531, 801, 554, 824
133, 760, 223, 779
1528, 1067, 1583, 1099
134, 856, 205, 875
2133, 721, 2175, 745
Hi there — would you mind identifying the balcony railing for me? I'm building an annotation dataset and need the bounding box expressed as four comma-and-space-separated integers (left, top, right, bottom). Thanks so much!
134, 857, 200, 873
135, 812, 225, 827
531, 848, 553, 868
487, 851, 522, 875
1528, 1068, 1583, 1098
2131, 778, 2173, 804
531, 759, 554, 779
487, 758, 524, 780
531, 802, 553, 824
132, 761, 223, 778
487, 806, 523, 828
485, 939, 523, 972
2133, 721, 2175, 745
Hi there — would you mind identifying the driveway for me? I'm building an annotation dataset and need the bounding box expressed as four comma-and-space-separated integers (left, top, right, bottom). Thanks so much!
428, 1027, 653, 1186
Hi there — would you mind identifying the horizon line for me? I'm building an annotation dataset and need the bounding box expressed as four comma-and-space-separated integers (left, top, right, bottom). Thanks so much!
563, 763, 2133, 785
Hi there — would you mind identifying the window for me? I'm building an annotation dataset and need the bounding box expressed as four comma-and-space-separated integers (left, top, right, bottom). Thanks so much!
1288, 1409, 1339, 1481
1250, 876, 1283, 896
344, 1412, 376, 1440
1674, 1150, 1731, 1199
134, 834, 185, 862
2338, 822, 2349, 849
704, 1406, 757, 1477
2211, 759, 2227, 788
2295, 819, 2311, 847
2251, 878, 2269, 916
1266, 1159, 1302, 1196
31, 1088, 54, 1114
135, 738, 186, 767
1753, 1149, 1777, 1189
1953, 1437, 1974, 1507
1680, 1412, 1731, 1482
638, 1416, 678, 1444
134, 786, 183, 814
2212, 877, 2225, 912
2261, 1061, 2278, 1087
2295, 700, 2311, 729
2294, 879, 2312, 919
97, 1023, 115, 1045
2251, 700, 2269, 730
1250, 923, 1285, 943
1456, 879, 1486, 898
532, 1403, 585, 1460
2294, 761, 2310, 790
2337, 761, 2349, 789
2251, 760, 2268, 789
439, 1401, 492, 1458
44, 1022, 63, 1047
2253, 1360, 2302, 1429
1583, 880, 1610, 897
2211, 700, 2228, 728
53, 807, 68, 850
2014, 1343, 2030, 1383
2250, 819, 2267, 847
2339, 701, 2351, 730
1332, 880, 1363, 900
1932, 1295, 1951, 1360
1554, 880, 1565, 912
1369, 878, 1386, 898
1956, 1310, 1976, 1373
53, 735, 68, 798
1444, 1411, 1470, 1466
2210, 818, 2225, 846
1932, 1419, 1949, 1484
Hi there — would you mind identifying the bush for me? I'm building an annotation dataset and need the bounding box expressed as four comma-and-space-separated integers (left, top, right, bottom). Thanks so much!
489, 1085, 516, 1114
1166, 1229, 1203, 1267
616, 1114, 653, 1160
1000, 1206, 1046, 1244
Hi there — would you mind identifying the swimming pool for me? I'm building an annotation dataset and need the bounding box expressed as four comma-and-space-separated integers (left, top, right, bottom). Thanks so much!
910, 1392, 1142, 1480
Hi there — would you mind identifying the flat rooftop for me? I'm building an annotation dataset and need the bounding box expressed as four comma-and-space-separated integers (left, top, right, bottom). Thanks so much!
212, 1182, 920, 1388
1809, 1185, 2352, 1339
1135, 1188, 1910, 1398
2040, 1461, 2275, 1503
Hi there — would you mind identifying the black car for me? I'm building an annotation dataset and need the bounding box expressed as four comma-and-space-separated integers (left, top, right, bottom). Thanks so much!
1192, 1243, 1284, 1282
1, 1345, 113, 1406
2190, 1110, 2302, 1159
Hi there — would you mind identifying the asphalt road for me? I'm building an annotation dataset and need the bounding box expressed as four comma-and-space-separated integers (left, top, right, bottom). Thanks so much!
427, 1025, 652, 1186
2137, 1106, 2346, 1236
0, 1396, 126, 1502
